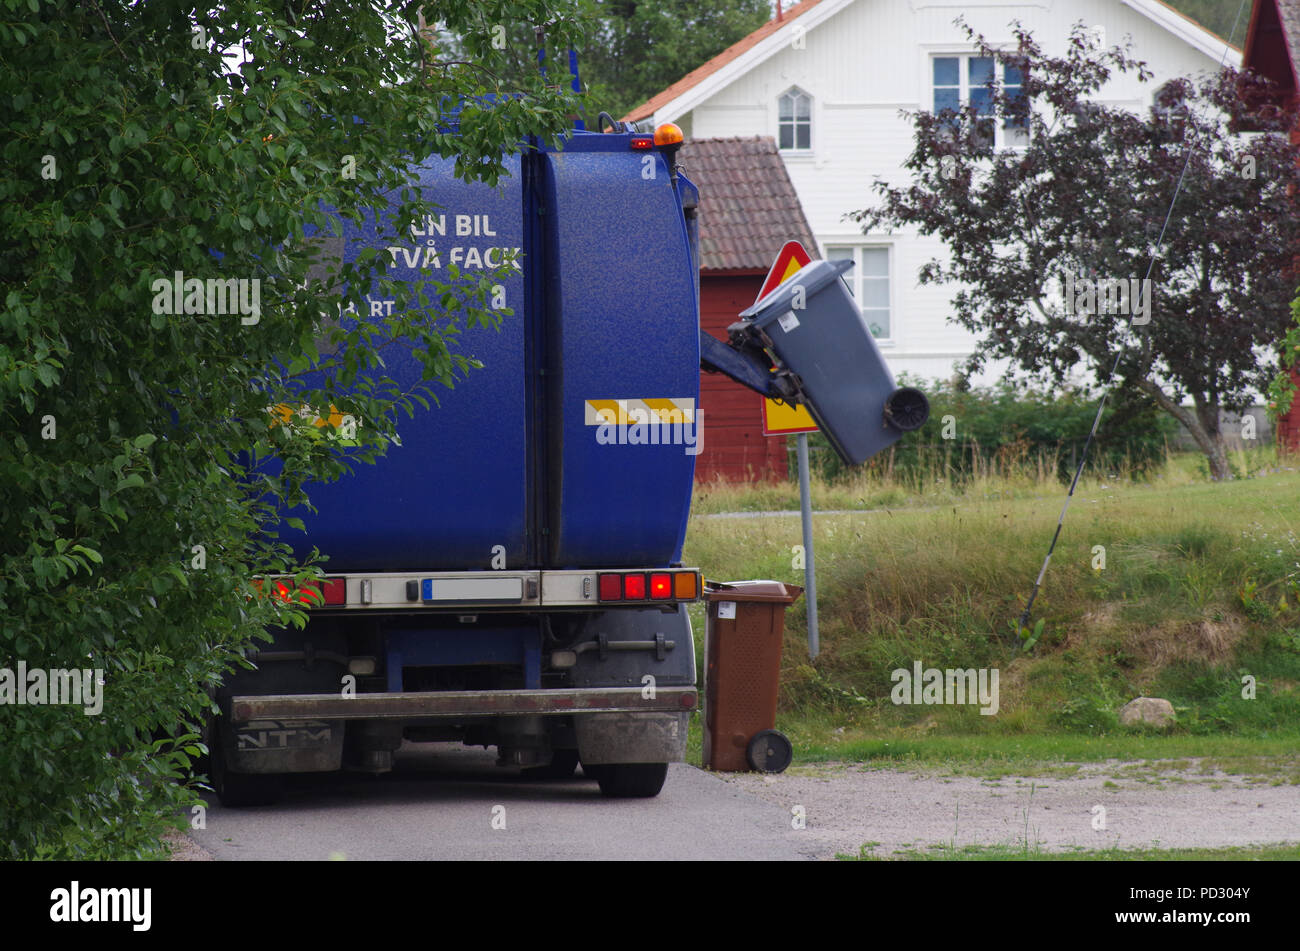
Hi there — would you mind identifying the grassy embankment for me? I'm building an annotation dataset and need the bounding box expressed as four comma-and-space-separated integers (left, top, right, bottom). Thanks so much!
679, 447, 1300, 777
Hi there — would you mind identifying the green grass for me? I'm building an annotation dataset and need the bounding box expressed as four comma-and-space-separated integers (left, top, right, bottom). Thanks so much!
840, 842, 1300, 861
689, 444, 1278, 515
682, 450, 1300, 754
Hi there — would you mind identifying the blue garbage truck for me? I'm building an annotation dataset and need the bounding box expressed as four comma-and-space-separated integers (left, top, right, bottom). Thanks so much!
207, 120, 927, 805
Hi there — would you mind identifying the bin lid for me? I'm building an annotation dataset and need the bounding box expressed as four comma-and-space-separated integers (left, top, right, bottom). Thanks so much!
735, 258, 854, 325
705, 580, 804, 603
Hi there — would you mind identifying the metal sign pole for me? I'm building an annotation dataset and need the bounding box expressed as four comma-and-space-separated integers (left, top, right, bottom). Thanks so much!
796, 432, 819, 659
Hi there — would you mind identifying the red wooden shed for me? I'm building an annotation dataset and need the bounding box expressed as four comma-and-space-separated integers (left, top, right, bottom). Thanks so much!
1244, 0, 1300, 454
680, 136, 820, 482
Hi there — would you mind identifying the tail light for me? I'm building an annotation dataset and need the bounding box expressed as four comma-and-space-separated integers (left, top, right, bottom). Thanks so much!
597, 569, 701, 603
253, 576, 346, 606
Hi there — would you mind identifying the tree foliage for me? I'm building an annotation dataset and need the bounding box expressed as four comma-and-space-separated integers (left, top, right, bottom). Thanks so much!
854, 21, 1300, 481
583, 0, 773, 119
807, 379, 1176, 485
436, 0, 773, 121
0, 0, 583, 858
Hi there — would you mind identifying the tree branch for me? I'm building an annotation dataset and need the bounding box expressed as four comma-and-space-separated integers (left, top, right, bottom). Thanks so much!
85, 0, 128, 62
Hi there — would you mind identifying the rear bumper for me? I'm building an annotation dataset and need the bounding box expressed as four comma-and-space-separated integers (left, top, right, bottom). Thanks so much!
230, 686, 697, 723
275, 568, 701, 611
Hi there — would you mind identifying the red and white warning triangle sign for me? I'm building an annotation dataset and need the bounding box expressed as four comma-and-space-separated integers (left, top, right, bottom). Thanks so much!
754, 239, 814, 306
757, 240, 819, 435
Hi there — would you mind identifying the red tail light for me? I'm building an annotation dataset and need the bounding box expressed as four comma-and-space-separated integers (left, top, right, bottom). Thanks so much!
623, 573, 647, 600
597, 569, 700, 603
598, 573, 623, 601
315, 577, 347, 606
256, 576, 346, 606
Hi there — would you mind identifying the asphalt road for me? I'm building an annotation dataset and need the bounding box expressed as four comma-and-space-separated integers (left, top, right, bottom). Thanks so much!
188, 744, 817, 861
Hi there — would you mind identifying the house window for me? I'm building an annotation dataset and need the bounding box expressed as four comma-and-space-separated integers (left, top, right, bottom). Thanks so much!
1153, 79, 1190, 139
932, 55, 1028, 148
827, 245, 891, 340
778, 88, 811, 150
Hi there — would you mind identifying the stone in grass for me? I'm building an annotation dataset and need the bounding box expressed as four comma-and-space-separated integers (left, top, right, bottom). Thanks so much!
1119, 697, 1176, 727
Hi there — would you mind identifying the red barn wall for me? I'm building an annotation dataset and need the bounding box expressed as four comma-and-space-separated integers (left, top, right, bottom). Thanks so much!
1245, 2, 1300, 456
1280, 367, 1300, 455
696, 272, 789, 482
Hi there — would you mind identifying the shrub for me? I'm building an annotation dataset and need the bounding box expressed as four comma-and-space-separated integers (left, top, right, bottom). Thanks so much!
803, 379, 1176, 485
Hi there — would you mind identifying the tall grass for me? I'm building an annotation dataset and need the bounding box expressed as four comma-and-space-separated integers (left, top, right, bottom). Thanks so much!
691, 444, 1287, 515
684, 450, 1300, 741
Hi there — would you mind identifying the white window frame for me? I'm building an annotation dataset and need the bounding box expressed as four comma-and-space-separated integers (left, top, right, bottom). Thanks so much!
929, 52, 1029, 151
824, 243, 894, 344
777, 86, 813, 153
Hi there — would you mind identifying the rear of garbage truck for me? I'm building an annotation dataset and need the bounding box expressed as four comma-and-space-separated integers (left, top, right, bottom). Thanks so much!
208, 127, 706, 805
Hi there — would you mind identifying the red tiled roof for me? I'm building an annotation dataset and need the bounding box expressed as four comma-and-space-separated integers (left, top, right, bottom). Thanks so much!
621, 0, 828, 123
680, 136, 818, 272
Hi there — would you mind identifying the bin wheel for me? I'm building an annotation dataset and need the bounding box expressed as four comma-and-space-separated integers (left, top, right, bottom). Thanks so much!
595, 763, 669, 798
746, 730, 793, 773
884, 386, 930, 432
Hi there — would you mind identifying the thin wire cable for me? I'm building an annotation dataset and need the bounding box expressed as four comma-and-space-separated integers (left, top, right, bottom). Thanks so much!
1016, 1, 1250, 638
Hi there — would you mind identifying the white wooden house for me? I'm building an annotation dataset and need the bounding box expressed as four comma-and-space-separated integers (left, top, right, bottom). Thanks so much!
624, 0, 1239, 387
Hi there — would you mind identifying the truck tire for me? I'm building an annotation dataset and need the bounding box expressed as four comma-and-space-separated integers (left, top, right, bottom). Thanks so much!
211, 728, 284, 808
595, 763, 669, 798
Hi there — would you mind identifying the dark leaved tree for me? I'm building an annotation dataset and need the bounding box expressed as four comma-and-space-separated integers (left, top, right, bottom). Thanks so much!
853, 21, 1300, 481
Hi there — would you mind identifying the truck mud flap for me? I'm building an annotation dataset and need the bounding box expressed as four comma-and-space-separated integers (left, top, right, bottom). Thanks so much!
220, 718, 344, 774
575, 712, 689, 765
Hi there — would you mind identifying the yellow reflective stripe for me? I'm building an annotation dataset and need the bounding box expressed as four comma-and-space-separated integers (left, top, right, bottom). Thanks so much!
584, 398, 695, 426
642, 398, 694, 424
585, 399, 623, 425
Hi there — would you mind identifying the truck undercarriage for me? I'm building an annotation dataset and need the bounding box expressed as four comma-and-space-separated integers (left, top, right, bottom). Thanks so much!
208, 599, 698, 805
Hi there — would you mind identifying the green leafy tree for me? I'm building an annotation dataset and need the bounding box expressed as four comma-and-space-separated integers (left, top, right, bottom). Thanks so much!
437, 0, 773, 121
854, 22, 1300, 481
584, 0, 773, 119
0, 0, 584, 858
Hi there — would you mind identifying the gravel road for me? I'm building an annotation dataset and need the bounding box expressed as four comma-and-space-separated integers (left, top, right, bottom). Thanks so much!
719, 759, 1300, 858
184, 745, 816, 861
180, 746, 1299, 860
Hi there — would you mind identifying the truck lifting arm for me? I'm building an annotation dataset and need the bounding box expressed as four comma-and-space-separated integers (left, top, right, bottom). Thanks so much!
698, 330, 797, 400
